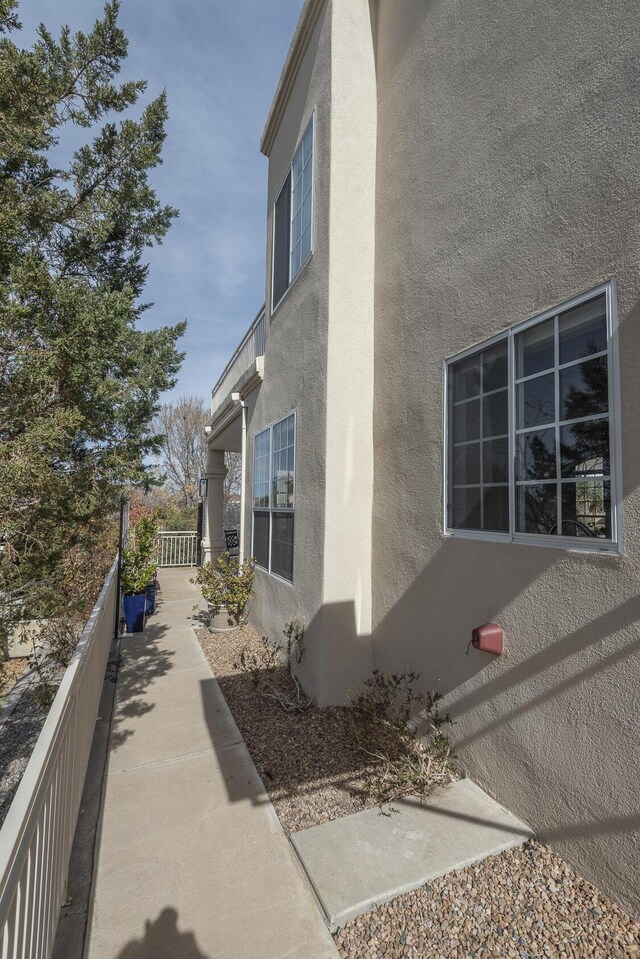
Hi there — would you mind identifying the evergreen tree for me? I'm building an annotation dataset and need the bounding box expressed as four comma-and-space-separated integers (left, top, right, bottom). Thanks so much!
0, 0, 185, 632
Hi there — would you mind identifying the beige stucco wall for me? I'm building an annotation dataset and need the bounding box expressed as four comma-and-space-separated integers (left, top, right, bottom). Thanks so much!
248, 0, 377, 703
319, 0, 377, 702
371, 0, 640, 916
246, 1, 332, 680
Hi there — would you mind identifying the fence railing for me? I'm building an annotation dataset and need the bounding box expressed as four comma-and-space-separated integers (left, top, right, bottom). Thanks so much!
211, 307, 266, 420
0, 559, 118, 959
156, 531, 198, 568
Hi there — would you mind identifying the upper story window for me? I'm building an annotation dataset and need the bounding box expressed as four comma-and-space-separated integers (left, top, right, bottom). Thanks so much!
272, 116, 314, 310
445, 282, 621, 551
253, 412, 296, 581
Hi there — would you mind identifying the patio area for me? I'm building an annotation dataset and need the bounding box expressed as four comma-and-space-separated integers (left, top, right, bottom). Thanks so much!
60, 568, 337, 959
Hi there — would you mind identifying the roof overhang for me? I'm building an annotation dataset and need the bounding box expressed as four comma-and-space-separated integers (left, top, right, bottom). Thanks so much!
260, 0, 326, 157
207, 356, 264, 449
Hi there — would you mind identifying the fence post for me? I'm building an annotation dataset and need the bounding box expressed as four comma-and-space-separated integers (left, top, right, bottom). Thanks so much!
113, 498, 128, 641
196, 503, 204, 567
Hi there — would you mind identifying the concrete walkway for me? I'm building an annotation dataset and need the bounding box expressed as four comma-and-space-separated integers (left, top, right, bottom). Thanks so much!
84, 568, 338, 959
291, 779, 534, 930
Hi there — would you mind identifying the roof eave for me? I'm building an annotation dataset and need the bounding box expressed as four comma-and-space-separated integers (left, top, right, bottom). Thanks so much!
260, 0, 326, 158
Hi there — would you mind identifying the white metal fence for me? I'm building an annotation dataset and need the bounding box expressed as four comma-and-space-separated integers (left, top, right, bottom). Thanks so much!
0, 559, 118, 959
211, 307, 266, 419
156, 531, 198, 567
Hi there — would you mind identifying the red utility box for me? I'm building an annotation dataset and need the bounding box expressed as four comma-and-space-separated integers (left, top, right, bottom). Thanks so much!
471, 622, 503, 655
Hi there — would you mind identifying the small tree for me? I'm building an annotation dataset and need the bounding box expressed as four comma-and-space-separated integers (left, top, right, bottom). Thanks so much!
154, 396, 208, 508
193, 553, 255, 627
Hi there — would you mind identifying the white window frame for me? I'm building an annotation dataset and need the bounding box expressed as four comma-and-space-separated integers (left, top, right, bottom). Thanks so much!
252, 411, 297, 583
443, 279, 623, 554
271, 113, 315, 314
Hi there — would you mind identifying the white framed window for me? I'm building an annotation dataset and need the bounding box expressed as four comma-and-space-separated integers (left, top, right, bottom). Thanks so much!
252, 412, 296, 581
272, 116, 314, 310
445, 281, 622, 552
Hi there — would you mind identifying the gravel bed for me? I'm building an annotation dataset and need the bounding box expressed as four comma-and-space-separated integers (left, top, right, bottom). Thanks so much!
196, 624, 383, 833
196, 623, 639, 957
0, 685, 48, 828
334, 840, 640, 959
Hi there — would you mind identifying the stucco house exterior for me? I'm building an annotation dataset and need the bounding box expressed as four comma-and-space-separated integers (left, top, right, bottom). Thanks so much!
203, 0, 640, 918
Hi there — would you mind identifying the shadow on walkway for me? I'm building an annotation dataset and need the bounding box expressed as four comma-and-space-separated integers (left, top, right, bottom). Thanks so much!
110, 625, 174, 751
113, 908, 211, 959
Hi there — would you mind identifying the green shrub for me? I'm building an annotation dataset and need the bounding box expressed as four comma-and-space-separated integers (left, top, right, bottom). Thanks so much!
349, 670, 456, 804
193, 552, 255, 626
121, 545, 157, 595
134, 516, 158, 562
120, 517, 159, 595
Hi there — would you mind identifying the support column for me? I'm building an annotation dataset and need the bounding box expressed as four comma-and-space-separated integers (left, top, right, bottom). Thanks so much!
201, 448, 227, 565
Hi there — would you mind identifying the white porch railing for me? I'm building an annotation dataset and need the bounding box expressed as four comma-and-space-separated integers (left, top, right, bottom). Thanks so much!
156, 531, 198, 567
0, 559, 118, 959
211, 307, 266, 420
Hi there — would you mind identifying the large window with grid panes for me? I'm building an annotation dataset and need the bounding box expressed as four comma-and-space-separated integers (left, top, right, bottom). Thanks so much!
252, 412, 296, 580
272, 116, 314, 310
445, 282, 621, 551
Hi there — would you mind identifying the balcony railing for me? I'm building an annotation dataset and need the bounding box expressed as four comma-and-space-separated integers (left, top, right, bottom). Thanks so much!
211, 307, 266, 420
156, 531, 198, 568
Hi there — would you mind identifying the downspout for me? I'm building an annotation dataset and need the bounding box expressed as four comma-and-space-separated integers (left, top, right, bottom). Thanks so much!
232, 393, 248, 563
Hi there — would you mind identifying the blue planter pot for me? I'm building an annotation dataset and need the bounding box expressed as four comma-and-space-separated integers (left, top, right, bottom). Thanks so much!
123, 593, 146, 634
145, 582, 157, 615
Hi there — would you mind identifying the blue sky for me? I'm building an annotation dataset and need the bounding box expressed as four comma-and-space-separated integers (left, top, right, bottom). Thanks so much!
18, 0, 304, 404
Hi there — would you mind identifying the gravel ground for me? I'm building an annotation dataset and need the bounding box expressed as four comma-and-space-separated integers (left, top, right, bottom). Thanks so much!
334, 841, 640, 959
196, 624, 382, 832
0, 685, 47, 828
195, 624, 640, 956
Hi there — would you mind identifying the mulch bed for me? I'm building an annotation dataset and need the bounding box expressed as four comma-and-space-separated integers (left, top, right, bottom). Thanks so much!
195, 623, 640, 958
196, 624, 381, 832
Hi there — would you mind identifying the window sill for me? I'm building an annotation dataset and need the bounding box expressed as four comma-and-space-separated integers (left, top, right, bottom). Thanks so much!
255, 564, 294, 587
271, 250, 313, 320
444, 528, 622, 555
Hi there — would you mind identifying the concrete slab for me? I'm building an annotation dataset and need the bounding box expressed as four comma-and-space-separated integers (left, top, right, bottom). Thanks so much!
109, 668, 243, 772
291, 778, 534, 930
146, 603, 206, 631
155, 569, 201, 604
120, 626, 207, 672
83, 569, 338, 959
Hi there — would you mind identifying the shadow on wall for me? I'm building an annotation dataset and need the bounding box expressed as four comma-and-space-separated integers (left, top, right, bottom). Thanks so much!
453, 592, 640, 750
372, 535, 562, 690
299, 600, 374, 706
372, 534, 640, 727
369, 534, 640, 746
113, 908, 211, 959
369, 534, 640, 916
